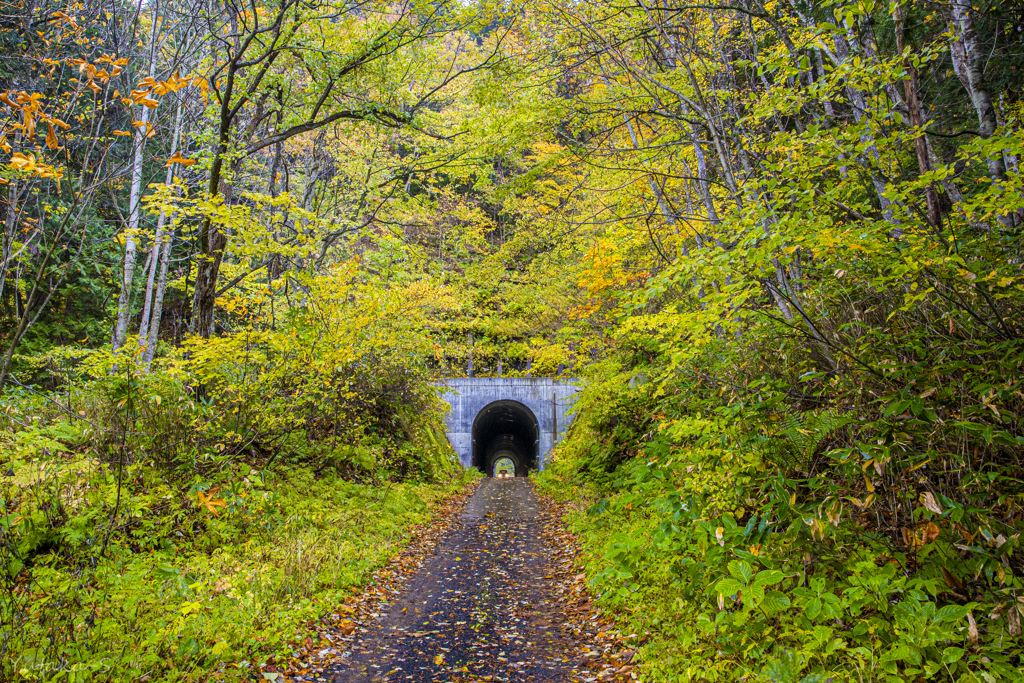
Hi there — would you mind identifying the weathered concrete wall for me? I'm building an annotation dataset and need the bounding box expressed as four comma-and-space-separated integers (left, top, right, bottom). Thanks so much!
437, 378, 579, 471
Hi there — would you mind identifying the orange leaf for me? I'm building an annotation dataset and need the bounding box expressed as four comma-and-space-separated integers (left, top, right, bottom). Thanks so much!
197, 488, 227, 516
166, 152, 196, 167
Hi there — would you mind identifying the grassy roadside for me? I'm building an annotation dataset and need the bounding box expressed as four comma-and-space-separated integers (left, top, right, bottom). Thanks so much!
2, 434, 474, 682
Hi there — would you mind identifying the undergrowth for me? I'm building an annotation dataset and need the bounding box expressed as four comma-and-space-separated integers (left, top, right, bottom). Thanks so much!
1, 310, 464, 681
538, 349, 1024, 683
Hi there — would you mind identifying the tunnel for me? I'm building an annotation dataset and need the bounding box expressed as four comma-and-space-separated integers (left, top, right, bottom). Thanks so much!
471, 400, 539, 477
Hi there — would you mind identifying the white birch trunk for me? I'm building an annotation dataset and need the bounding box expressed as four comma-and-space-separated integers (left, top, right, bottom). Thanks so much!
143, 207, 176, 369
138, 101, 183, 350
112, 13, 161, 351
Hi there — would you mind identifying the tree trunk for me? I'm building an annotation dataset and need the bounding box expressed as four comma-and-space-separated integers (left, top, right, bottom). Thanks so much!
833, 29, 897, 225
113, 12, 160, 351
143, 205, 177, 369
139, 101, 184, 353
189, 53, 236, 338
948, 0, 1005, 184
893, 6, 941, 227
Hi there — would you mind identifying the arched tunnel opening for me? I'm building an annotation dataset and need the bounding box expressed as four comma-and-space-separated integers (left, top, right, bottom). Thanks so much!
471, 400, 539, 477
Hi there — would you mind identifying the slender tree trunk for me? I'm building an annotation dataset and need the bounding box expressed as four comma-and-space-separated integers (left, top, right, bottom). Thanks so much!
137, 228, 159, 345
948, 1, 1000, 145
893, 6, 940, 227
0, 178, 22, 305
833, 29, 897, 225
113, 11, 161, 351
138, 101, 184, 352
143, 206, 177, 369
948, 4, 1016, 230
948, 0, 1007, 193
190, 41, 241, 337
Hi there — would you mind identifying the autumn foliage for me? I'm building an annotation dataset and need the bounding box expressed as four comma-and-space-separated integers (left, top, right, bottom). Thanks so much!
2, 0, 1024, 680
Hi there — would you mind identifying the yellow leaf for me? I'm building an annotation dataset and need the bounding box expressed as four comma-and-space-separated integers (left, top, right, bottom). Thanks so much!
9, 152, 34, 169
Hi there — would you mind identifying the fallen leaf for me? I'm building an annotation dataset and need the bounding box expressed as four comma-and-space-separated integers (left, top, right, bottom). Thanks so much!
921, 491, 942, 515
942, 567, 964, 591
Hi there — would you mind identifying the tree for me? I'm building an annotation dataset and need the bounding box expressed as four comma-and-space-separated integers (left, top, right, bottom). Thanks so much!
186, 0, 512, 337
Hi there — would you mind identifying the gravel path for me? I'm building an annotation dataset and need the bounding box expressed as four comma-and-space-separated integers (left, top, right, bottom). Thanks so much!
327, 478, 574, 683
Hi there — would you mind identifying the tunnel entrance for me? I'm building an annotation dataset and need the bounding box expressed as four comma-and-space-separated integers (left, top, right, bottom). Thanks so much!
471, 400, 539, 477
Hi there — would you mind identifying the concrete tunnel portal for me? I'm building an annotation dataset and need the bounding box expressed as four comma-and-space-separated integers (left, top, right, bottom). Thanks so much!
435, 377, 579, 475
471, 400, 539, 477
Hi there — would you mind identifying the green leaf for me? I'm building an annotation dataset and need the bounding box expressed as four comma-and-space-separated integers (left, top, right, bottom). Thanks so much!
753, 569, 784, 588
715, 578, 744, 597
941, 647, 965, 664
153, 564, 181, 580
728, 560, 753, 584
763, 590, 792, 613
6, 558, 23, 577
935, 604, 967, 622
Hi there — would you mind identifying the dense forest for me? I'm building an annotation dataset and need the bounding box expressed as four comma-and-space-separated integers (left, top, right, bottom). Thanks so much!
2, 0, 1024, 680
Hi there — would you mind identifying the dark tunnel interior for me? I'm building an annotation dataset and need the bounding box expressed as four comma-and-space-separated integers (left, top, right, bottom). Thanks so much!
471, 400, 539, 477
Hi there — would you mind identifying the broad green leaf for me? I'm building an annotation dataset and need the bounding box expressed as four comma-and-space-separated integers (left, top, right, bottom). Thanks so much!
935, 605, 968, 623
728, 560, 753, 584
715, 578, 744, 597
753, 569, 784, 588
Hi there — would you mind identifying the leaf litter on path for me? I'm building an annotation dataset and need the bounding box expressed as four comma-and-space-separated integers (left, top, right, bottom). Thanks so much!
276, 478, 633, 683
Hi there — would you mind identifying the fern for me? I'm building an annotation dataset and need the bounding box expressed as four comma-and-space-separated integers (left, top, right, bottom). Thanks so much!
779, 412, 849, 459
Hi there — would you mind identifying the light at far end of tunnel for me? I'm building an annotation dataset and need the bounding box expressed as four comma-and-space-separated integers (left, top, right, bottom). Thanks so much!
471, 400, 539, 477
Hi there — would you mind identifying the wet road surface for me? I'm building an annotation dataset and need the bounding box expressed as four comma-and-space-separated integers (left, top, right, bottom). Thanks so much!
328, 478, 573, 683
